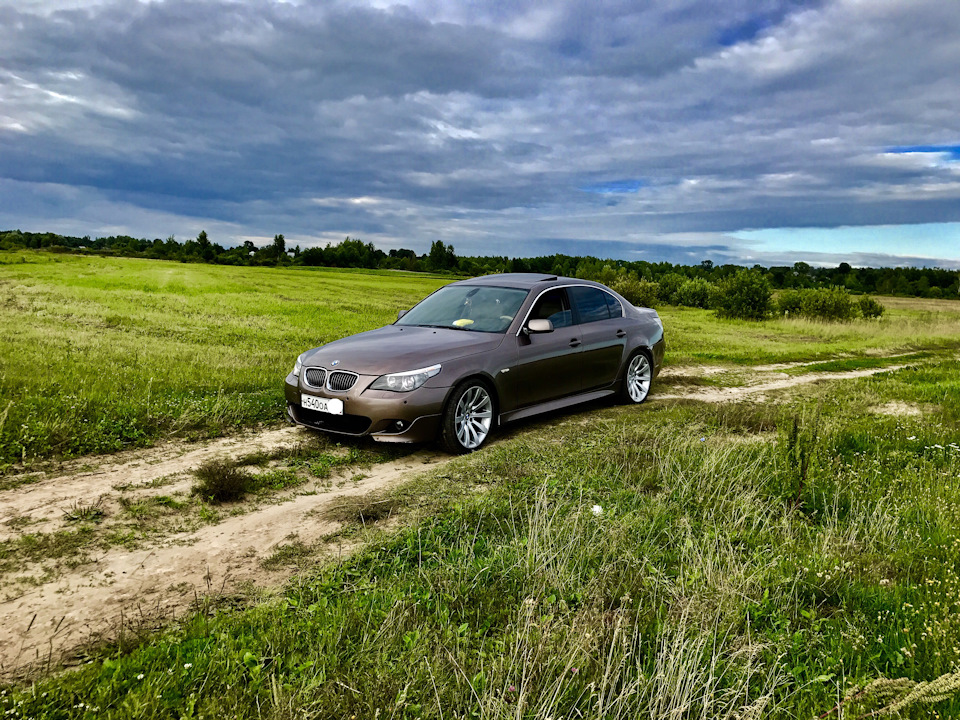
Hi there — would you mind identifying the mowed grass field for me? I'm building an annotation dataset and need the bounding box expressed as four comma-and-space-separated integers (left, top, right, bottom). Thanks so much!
3, 252, 960, 718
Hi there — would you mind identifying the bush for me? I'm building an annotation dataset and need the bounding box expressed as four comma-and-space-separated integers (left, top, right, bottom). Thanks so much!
656, 273, 687, 303
192, 459, 253, 503
800, 287, 856, 321
776, 287, 884, 321
776, 288, 805, 317
858, 295, 885, 319
612, 276, 660, 308
714, 269, 772, 320
673, 278, 716, 309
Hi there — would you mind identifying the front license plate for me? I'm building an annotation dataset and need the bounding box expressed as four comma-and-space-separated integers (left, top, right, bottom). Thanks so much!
301, 394, 344, 415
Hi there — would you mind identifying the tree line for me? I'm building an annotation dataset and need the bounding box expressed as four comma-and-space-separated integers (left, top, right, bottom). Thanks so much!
1, 228, 957, 300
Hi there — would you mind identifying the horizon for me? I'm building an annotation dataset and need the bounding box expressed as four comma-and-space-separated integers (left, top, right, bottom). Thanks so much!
7, 227, 960, 274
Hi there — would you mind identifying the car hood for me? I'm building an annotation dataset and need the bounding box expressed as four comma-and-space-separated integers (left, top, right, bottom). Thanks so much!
302, 325, 504, 376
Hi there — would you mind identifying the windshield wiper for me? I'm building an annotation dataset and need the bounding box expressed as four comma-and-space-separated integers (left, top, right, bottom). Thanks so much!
417, 323, 468, 331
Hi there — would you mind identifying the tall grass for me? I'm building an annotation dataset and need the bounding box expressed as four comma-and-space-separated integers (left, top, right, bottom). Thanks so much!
6, 362, 960, 717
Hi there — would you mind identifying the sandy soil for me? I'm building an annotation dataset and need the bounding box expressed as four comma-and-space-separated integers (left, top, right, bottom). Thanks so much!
0, 429, 452, 679
0, 359, 914, 679
0, 426, 309, 543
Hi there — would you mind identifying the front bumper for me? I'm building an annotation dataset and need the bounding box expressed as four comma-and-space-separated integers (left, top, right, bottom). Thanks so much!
284, 371, 447, 443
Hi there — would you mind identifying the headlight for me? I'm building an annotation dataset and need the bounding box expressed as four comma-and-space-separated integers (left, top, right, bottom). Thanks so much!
293, 353, 304, 377
370, 364, 441, 392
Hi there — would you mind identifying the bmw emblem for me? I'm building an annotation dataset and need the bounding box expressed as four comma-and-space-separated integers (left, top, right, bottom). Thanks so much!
331, 360, 340, 367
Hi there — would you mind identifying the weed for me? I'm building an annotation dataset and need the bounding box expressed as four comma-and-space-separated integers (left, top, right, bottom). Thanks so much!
260, 539, 314, 570
234, 450, 272, 467
62, 497, 106, 523
0, 473, 42, 492
247, 468, 303, 493
191, 459, 252, 503
325, 494, 402, 526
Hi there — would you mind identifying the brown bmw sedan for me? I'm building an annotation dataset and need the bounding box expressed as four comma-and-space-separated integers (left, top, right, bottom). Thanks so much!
285, 273, 665, 453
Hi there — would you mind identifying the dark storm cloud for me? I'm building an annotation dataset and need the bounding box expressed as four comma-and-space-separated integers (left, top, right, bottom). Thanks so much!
0, 0, 959, 267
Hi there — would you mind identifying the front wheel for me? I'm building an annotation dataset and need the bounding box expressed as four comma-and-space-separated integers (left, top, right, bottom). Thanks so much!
620, 350, 653, 404
441, 380, 494, 454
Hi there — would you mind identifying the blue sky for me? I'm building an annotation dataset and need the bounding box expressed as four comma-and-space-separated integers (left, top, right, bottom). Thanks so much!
1, 0, 959, 268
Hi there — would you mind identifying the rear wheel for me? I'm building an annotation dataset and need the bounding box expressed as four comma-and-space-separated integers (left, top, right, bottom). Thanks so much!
441, 380, 494, 454
620, 349, 652, 404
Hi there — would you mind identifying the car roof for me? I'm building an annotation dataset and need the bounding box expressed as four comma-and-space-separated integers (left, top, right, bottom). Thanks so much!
450, 273, 561, 290
450, 273, 612, 292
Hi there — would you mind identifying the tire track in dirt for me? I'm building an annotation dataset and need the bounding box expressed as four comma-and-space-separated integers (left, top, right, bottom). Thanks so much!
0, 426, 309, 542
0, 429, 454, 680
656, 363, 909, 403
0, 452, 452, 679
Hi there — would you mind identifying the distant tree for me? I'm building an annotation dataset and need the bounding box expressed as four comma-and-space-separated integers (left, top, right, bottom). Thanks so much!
428, 240, 457, 271
273, 234, 285, 257
196, 230, 214, 261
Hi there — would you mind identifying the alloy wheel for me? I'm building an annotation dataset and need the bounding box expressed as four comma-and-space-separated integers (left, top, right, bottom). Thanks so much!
626, 353, 651, 403
454, 385, 493, 450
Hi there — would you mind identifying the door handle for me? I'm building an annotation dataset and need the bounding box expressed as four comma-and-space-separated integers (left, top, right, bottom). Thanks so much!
569, 338, 581, 348
616, 330, 627, 338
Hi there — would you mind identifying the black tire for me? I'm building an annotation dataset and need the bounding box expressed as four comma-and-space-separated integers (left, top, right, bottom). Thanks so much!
440, 380, 495, 454
620, 349, 653, 404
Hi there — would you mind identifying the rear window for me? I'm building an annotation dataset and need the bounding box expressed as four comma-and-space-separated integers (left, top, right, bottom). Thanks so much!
569, 286, 611, 324
605, 292, 623, 318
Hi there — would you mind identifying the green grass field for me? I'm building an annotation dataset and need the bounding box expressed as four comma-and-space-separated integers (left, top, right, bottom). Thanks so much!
3, 251, 960, 469
0, 252, 448, 468
3, 252, 960, 718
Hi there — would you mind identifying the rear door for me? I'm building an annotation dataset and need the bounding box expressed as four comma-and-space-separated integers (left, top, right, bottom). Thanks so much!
568, 285, 627, 391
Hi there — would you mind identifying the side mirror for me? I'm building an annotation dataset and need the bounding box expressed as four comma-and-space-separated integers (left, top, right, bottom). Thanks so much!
525, 318, 554, 334
397, 309, 408, 320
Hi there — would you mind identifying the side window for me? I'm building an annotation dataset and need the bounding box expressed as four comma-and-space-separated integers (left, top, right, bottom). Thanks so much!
569, 286, 611, 324
528, 288, 573, 329
604, 291, 623, 319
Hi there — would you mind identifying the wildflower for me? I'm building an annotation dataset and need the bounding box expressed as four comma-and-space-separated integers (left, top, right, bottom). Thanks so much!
137, 673, 144, 680
591, 504, 603, 515
508, 685, 516, 693
570, 667, 579, 674
184, 663, 192, 669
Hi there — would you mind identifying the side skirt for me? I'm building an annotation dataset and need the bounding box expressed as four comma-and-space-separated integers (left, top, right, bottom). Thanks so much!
499, 389, 616, 425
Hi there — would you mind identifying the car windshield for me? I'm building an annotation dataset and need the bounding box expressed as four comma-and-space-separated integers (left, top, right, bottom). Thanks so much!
397, 285, 529, 333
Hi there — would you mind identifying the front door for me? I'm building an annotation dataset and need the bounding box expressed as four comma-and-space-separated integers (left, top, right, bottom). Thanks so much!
511, 288, 582, 407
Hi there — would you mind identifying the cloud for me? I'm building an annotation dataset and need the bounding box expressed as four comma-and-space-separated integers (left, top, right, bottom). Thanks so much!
0, 0, 958, 268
